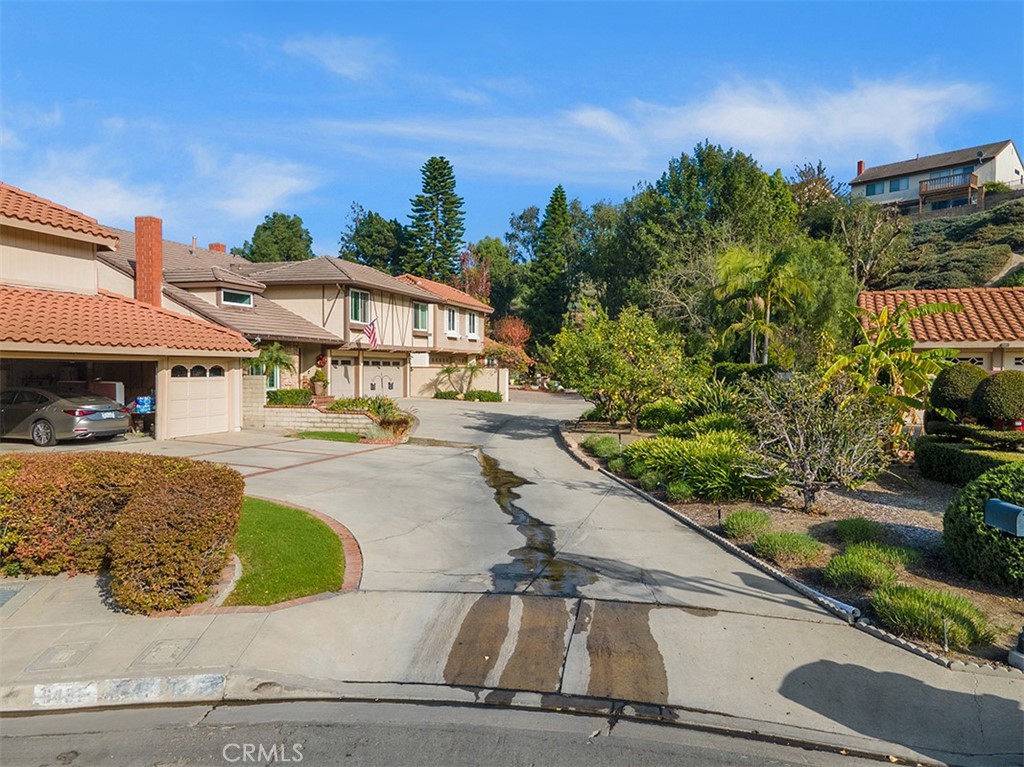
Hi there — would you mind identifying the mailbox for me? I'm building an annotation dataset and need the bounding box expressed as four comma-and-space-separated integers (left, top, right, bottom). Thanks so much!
984, 499, 1024, 537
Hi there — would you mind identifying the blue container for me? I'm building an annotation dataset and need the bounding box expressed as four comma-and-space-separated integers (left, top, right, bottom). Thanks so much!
135, 396, 154, 414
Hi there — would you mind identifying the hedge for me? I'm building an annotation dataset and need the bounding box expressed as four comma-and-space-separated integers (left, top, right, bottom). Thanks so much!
0, 453, 244, 612
925, 421, 1024, 450
433, 390, 460, 400
969, 370, 1024, 424
943, 462, 1024, 590
110, 464, 244, 612
713, 362, 780, 385
267, 388, 313, 406
915, 436, 1024, 487
464, 390, 502, 402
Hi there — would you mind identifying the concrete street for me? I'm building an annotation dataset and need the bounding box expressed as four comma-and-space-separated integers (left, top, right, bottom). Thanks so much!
1, 392, 1022, 766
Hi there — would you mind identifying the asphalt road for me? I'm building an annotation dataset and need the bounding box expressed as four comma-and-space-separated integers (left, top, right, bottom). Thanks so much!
0, 701, 891, 767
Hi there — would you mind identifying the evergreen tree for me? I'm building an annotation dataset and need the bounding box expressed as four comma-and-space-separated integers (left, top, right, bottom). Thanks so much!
407, 156, 465, 280
232, 212, 314, 263
524, 185, 572, 349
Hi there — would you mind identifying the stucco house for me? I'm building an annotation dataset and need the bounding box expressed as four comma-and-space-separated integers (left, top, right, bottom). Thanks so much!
850, 140, 1024, 213
0, 183, 254, 441
858, 287, 1024, 372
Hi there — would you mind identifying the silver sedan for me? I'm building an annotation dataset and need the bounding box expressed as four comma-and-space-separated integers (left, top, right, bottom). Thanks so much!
0, 387, 132, 446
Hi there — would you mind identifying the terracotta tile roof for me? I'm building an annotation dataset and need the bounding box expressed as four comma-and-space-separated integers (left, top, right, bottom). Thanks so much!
249, 257, 439, 301
163, 284, 343, 346
851, 140, 1014, 184
858, 288, 1024, 343
0, 285, 254, 353
0, 182, 119, 247
396, 274, 494, 313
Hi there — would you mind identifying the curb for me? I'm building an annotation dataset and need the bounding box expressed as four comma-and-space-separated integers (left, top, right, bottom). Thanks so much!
557, 424, 1024, 680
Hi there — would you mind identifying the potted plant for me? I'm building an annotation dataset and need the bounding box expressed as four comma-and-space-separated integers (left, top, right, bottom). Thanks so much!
310, 368, 328, 396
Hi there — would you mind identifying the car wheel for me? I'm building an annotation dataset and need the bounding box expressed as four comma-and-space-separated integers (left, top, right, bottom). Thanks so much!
30, 420, 57, 447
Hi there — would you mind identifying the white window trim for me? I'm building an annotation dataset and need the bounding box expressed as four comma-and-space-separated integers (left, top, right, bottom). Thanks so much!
350, 289, 371, 325
445, 307, 459, 338
467, 312, 478, 340
413, 302, 429, 332
222, 289, 253, 307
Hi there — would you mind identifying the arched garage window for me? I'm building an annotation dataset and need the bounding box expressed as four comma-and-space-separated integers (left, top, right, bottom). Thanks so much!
209, 366, 225, 377
190, 365, 208, 377
171, 365, 188, 378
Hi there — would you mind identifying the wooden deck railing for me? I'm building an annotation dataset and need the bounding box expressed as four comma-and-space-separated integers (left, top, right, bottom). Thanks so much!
919, 173, 977, 195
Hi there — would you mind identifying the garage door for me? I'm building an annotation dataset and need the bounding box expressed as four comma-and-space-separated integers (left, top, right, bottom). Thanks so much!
166, 363, 228, 438
362, 359, 405, 397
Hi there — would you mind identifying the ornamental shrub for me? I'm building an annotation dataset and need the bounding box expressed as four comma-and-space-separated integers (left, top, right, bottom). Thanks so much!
659, 412, 747, 440
581, 435, 622, 459
637, 398, 688, 429
822, 551, 896, 590
637, 471, 664, 491
915, 436, 1024, 486
942, 462, 1024, 589
266, 388, 313, 406
929, 362, 989, 418
465, 390, 502, 402
665, 479, 694, 502
871, 584, 993, 649
834, 517, 886, 545
433, 390, 460, 400
845, 541, 922, 568
969, 370, 1024, 425
110, 463, 244, 613
713, 362, 780, 385
721, 509, 772, 541
924, 421, 1024, 449
752, 532, 825, 566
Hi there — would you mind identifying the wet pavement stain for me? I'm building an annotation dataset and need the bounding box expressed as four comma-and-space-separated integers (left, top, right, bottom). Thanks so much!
479, 451, 598, 596
497, 597, 573, 692
586, 601, 669, 705
442, 595, 511, 688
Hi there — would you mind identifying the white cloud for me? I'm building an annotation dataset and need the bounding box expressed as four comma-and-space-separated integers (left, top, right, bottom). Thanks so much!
204, 154, 319, 219
282, 35, 392, 81
1, 124, 25, 151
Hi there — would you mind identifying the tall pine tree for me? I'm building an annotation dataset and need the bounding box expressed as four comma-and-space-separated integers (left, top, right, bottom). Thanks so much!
407, 156, 465, 280
525, 185, 572, 349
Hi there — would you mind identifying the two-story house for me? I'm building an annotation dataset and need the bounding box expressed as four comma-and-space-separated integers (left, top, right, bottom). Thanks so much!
850, 140, 1024, 213
0, 183, 254, 441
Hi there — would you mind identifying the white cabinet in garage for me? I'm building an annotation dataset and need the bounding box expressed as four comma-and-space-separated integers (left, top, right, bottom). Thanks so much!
166, 362, 229, 438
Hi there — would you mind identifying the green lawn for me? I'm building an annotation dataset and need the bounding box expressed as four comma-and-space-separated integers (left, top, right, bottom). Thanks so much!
290, 431, 363, 443
225, 497, 345, 606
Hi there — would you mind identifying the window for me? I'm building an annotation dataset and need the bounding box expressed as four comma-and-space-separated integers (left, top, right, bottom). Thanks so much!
266, 365, 280, 390
350, 290, 370, 324
888, 178, 909, 192
209, 365, 225, 377
171, 365, 188, 378
467, 313, 478, 339
446, 307, 459, 336
413, 302, 429, 332
956, 356, 985, 366
190, 365, 208, 378
1014, 357, 1024, 367
865, 182, 885, 196
222, 290, 253, 307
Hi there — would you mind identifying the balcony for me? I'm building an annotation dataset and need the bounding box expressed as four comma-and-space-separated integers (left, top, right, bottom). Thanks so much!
919, 172, 977, 196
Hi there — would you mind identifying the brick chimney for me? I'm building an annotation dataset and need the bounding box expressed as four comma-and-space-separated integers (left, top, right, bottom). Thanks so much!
856, 160, 865, 177
134, 216, 163, 306
208, 242, 226, 253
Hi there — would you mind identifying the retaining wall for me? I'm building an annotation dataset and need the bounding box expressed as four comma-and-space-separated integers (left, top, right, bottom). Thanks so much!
262, 406, 377, 433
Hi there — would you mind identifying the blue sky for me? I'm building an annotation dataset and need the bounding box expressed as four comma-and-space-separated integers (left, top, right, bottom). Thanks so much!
3, 2, 1022, 256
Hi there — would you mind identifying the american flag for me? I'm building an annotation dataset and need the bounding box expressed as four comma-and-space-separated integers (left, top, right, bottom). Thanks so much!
364, 319, 379, 349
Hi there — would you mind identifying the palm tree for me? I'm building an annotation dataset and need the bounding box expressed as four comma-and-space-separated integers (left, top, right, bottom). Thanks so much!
716, 244, 810, 364
248, 341, 296, 379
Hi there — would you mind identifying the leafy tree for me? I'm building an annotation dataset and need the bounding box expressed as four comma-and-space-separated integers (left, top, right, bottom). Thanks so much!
524, 185, 573, 348
744, 374, 896, 513
655, 141, 797, 244
452, 245, 491, 303
407, 156, 466, 280
552, 305, 687, 431
824, 300, 961, 415
788, 161, 846, 213
233, 212, 314, 263
829, 197, 910, 288
491, 315, 531, 348
474, 236, 521, 316
338, 203, 408, 274
505, 206, 540, 263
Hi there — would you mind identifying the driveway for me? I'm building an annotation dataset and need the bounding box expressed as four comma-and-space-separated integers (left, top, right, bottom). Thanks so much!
1, 393, 1021, 765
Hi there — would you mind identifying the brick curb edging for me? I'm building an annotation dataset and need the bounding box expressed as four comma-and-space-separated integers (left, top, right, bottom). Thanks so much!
150, 499, 363, 618
557, 423, 1024, 680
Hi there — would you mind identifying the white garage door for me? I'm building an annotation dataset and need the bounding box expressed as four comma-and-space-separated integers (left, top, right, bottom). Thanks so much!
167, 362, 229, 438
362, 359, 405, 397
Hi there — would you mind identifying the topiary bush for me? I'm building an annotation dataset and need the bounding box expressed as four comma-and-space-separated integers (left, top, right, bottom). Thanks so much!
914, 436, 1024, 486
871, 584, 993, 649
834, 517, 886, 545
942, 462, 1024, 589
659, 412, 747, 440
721, 509, 772, 541
925, 421, 1024, 449
929, 362, 989, 418
752, 532, 825, 567
969, 370, 1024, 426
266, 388, 313, 406
109, 463, 244, 613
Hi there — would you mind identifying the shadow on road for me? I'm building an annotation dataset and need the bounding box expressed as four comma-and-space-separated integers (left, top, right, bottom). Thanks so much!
779, 660, 1024, 765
